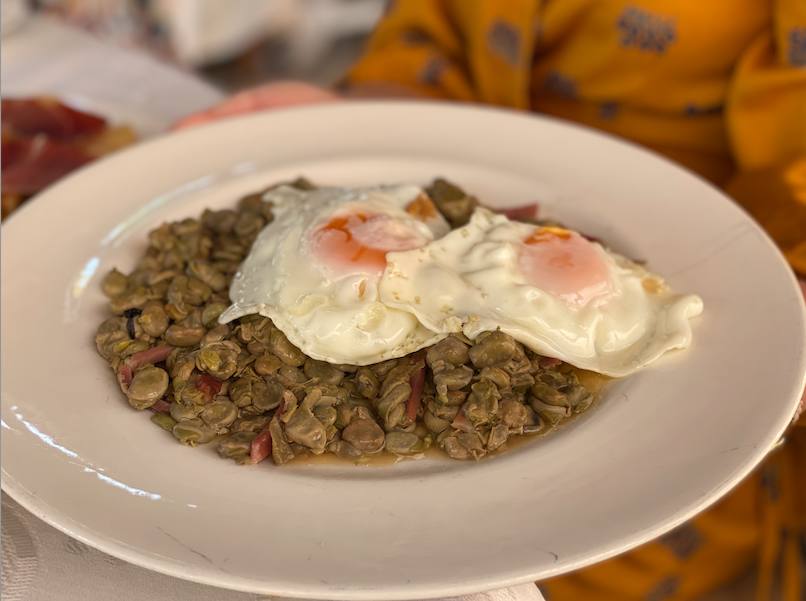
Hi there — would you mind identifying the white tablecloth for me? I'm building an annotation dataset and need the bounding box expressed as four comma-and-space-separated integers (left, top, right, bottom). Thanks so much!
0, 14, 544, 601
2, 495, 544, 601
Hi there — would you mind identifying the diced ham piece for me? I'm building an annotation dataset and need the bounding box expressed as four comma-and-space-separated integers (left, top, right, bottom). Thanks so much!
196, 374, 222, 401
127, 345, 173, 371
1, 136, 93, 196
250, 428, 272, 464
2, 98, 106, 139
538, 357, 563, 369
406, 365, 426, 421
1, 136, 29, 169
275, 389, 295, 420
116, 345, 173, 392
149, 399, 172, 414
451, 410, 473, 433
117, 363, 134, 392
498, 203, 539, 221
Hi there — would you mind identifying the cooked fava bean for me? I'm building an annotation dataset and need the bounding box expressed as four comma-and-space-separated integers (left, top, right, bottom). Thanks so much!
269, 329, 306, 367
253, 379, 284, 412
426, 178, 478, 227
200, 399, 238, 431
269, 418, 295, 464
284, 409, 327, 453
468, 331, 521, 368
101, 268, 129, 298
139, 302, 169, 337
434, 365, 474, 391
385, 431, 428, 455
95, 178, 602, 465
355, 367, 379, 399
342, 418, 385, 453
170, 401, 202, 422
188, 260, 228, 292
426, 335, 469, 371
172, 418, 215, 446
200, 301, 228, 326
127, 366, 169, 410
217, 432, 255, 462
165, 323, 205, 347
254, 353, 283, 376
196, 341, 239, 380
109, 286, 150, 314
150, 413, 177, 432
303, 359, 344, 386
327, 439, 363, 460
487, 424, 510, 451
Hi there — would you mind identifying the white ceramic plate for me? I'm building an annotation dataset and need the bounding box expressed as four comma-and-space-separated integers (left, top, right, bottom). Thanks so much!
3, 102, 805, 600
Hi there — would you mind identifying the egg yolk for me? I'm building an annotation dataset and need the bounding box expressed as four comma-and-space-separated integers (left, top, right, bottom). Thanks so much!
405, 193, 439, 221
311, 211, 429, 273
519, 227, 612, 305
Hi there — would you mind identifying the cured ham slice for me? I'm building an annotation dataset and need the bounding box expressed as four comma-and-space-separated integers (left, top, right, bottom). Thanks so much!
2, 98, 135, 217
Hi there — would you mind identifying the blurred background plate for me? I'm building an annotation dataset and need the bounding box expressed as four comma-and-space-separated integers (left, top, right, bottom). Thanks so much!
0, 13, 223, 135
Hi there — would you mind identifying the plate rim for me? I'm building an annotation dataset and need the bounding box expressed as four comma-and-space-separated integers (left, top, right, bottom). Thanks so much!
3, 100, 805, 599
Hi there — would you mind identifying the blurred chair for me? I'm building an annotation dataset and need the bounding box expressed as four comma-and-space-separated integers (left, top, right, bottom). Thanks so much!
30, 0, 385, 86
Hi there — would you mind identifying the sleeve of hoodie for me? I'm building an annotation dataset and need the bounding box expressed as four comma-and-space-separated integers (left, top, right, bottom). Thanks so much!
723, 0, 806, 276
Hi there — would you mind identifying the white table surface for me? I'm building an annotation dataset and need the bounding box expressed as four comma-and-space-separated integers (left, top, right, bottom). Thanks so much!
1, 14, 224, 134
0, 14, 545, 601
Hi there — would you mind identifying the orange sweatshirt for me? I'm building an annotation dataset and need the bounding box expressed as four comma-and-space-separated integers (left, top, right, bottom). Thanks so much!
347, 0, 806, 276
346, 2, 806, 600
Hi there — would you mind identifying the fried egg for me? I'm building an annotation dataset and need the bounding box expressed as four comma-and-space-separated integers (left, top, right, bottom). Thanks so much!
380, 208, 703, 376
219, 184, 450, 364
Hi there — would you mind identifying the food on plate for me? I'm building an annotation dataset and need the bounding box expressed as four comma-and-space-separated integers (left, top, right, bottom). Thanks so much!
219, 184, 449, 365
95, 178, 701, 465
1, 97, 135, 217
381, 209, 703, 377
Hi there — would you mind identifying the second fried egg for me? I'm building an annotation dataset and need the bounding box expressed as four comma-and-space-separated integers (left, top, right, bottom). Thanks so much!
380, 208, 703, 376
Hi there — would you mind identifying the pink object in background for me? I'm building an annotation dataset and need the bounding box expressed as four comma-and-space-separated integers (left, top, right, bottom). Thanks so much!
173, 81, 338, 129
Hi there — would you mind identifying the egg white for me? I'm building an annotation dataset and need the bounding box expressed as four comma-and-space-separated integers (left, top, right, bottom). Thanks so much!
379, 208, 703, 377
219, 184, 448, 365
